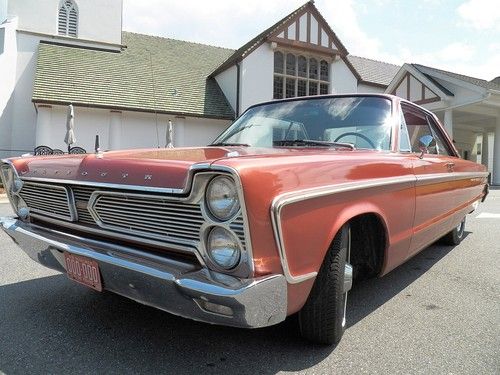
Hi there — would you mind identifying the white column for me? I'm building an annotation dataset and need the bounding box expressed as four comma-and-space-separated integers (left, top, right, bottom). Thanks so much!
481, 132, 489, 166
108, 110, 122, 150
493, 115, 500, 185
444, 109, 453, 140
35, 104, 52, 147
174, 116, 185, 147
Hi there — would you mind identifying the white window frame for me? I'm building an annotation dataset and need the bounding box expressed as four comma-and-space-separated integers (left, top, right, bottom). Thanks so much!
273, 50, 330, 99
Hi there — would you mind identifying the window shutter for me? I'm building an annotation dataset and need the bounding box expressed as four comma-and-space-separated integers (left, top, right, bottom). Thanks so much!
58, 0, 78, 37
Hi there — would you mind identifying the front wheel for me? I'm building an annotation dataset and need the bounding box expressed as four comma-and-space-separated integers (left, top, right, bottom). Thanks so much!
441, 217, 466, 246
298, 224, 353, 345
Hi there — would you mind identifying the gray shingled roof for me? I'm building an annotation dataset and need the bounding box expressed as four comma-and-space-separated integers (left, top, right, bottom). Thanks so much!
412, 64, 500, 91
346, 55, 400, 87
32, 32, 235, 119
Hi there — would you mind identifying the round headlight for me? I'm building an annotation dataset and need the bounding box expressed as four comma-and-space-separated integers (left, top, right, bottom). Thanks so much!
207, 226, 241, 269
205, 176, 240, 221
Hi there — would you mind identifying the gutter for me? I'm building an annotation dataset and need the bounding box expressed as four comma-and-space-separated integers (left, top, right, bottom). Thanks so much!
236, 62, 241, 117
438, 93, 491, 111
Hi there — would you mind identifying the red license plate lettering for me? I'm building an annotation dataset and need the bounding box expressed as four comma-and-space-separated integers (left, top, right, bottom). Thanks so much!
64, 252, 102, 292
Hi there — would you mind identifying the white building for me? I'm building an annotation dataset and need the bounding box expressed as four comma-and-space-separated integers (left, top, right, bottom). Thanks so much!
0, 0, 499, 184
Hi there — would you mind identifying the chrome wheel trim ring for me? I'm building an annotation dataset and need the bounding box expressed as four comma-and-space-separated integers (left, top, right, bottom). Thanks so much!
342, 227, 352, 328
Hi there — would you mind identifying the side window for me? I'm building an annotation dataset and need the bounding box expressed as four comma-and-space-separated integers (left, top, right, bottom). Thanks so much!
401, 104, 437, 154
426, 116, 453, 156
399, 110, 411, 152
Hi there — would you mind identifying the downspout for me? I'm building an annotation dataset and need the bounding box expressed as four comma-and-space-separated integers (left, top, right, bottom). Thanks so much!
236, 62, 241, 117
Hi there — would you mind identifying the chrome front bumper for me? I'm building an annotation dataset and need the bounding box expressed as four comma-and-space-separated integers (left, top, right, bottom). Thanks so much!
0, 217, 287, 328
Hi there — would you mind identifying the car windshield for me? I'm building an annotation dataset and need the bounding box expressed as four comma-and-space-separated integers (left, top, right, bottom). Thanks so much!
212, 96, 393, 150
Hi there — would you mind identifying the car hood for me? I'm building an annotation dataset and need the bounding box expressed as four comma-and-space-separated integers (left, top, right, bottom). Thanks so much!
7, 147, 358, 190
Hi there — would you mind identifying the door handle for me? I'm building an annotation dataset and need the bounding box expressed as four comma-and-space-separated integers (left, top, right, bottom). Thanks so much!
445, 162, 455, 172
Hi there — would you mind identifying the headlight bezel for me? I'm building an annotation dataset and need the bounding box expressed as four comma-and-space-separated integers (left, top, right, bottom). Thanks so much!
0, 162, 28, 218
204, 175, 240, 222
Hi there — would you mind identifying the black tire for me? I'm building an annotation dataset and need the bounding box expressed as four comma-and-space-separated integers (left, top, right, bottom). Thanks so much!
298, 224, 352, 345
441, 217, 466, 246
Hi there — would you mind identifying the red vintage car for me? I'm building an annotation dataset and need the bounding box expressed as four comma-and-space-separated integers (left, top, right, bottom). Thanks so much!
0, 94, 489, 345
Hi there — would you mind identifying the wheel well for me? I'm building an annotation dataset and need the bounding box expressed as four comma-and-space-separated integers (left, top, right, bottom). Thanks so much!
348, 213, 386, 282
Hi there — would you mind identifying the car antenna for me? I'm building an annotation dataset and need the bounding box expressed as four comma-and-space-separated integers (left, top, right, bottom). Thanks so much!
95, 134, 100, 153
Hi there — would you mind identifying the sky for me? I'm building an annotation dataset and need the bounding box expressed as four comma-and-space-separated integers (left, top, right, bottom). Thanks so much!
122, 0, 500, 81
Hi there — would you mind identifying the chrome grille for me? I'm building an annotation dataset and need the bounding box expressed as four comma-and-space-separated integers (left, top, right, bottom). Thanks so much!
72, 186, 97, 225
230, 216, 246, 248
19, 182, 74, 221
90, 193, 204, 242
18, 181, 248, 253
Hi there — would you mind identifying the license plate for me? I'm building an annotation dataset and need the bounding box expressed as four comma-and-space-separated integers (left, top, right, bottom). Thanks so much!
64, 252, 102, 292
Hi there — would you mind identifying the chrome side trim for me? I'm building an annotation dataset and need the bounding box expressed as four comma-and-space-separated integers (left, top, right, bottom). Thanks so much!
415, 171, 490, 185
271, 175, 416, 284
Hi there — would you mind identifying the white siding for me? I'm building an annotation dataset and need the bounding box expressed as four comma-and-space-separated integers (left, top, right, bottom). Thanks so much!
215, 65, 237, 111
310, 16, 318, 44
424, 87, 436, 100
0, 16, 17, 158
409, 75, 421, 102
299, 14, 307, 42
321, 29, 328, 47
7, 0, 122, 45
239, 43, 274, 113
287, 23, 295, 40
396, 78, 407, 99
331, 59, 358, 93
42, 106, 230, 152
358, 83, 385, 93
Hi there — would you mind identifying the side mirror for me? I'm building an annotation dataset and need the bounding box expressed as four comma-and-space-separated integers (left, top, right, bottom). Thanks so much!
418, 135, 434, 158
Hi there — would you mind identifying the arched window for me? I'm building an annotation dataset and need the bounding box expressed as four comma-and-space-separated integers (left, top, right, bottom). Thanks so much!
58, 0, 78, 37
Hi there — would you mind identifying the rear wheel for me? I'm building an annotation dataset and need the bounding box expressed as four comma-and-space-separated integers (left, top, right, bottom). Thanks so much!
441, 217, 466, 246
298, 224, 353, 345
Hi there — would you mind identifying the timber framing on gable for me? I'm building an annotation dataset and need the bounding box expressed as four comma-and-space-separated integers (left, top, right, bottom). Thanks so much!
391, 72, 441, 105
267, 2, 346, 58
210, 1, 360, 79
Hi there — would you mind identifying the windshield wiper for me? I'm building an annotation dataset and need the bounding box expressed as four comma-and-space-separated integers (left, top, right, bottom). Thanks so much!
273, 139, 355, 150
210, 142, 250, 147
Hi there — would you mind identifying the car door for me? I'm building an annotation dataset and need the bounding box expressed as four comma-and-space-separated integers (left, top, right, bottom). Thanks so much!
400, 103, 458, 256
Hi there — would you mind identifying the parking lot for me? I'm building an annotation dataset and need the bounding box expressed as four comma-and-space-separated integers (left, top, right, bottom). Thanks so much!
0, 191, 499, 374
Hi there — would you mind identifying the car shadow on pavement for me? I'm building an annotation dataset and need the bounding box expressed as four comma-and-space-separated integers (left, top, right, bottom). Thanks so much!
0, 238, 465, 375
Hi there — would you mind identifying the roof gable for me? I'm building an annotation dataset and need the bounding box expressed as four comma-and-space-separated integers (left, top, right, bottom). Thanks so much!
385, 64, 455, 104
210, 1, 349, 77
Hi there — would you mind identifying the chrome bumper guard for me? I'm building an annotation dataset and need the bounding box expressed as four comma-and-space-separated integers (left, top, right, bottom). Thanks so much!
0, 217, 287, 328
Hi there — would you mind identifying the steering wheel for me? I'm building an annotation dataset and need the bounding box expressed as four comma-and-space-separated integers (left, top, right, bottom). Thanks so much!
334, 132, 376, 149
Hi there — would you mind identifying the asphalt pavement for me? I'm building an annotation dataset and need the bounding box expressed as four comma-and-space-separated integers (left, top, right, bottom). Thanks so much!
0, 192, 499, 375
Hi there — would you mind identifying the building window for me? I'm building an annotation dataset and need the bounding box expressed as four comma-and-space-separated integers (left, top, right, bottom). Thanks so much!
58, 0, 78, 37
273, 51, 329, 99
